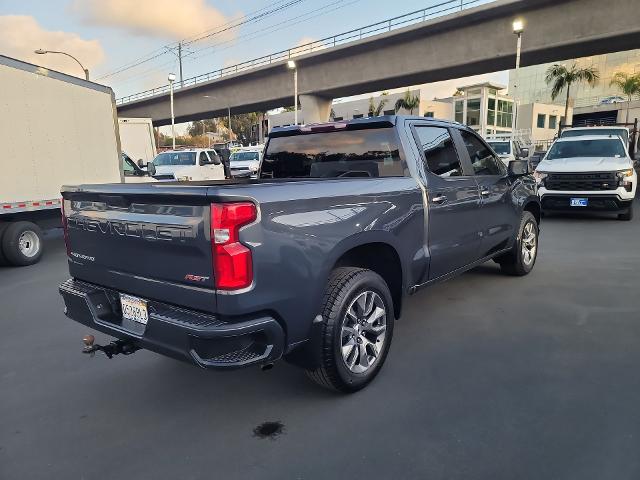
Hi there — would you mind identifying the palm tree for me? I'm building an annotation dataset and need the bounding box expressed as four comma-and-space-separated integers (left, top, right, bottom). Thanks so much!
395, 89, 420, 115
545, 63, 600, 125
610, 72, 640, 123
368, 91, 389, 117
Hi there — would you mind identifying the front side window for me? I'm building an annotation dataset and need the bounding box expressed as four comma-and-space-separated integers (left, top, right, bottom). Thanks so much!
546, 139, 626, 160
153, 152, 196, 166
415, 126, 463, 177
460, 130, 504, 176
199, 152, 209, 165
122, 155, 136, 175
261, 127, 404, 179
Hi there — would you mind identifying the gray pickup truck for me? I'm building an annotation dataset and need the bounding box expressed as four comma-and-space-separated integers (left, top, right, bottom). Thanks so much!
59, 116, 540, 392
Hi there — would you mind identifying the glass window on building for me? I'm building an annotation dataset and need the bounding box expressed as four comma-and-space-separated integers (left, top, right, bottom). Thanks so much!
548, 115, 557, 129
466, 99, 481, 126
424, 111, 435, 118
496, 100, 513, 128
487, 98, 496, 125
383, 110, 396, 116
353, 114, 364, 119
489, 88, 498, 96
467, 88, 482, 96
537, 114, 546, 129
455, 101, 464, 123
333, 117, 343, 121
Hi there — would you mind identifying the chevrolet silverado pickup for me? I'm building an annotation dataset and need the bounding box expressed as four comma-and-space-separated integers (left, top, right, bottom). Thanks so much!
535, 135, 636, 220
59, 116, 541, 392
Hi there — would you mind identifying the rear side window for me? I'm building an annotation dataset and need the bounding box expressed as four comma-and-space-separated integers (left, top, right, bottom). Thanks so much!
261, 128, 404, 179
414, 126, 463, 177
460, 130, 504, 176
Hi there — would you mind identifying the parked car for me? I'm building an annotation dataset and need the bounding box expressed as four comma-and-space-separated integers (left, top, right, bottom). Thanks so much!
151, 148, 225, 181
529, 150, 547, 170
486, 138, 530, 165
599, 96, 626, 104
535, 135, 636, 220
122, 153, 157, 183
59, 116, 540, 392
229, 150, 263, 178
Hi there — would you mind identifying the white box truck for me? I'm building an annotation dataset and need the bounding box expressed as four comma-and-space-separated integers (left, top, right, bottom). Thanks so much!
118, 117, 157, 165
0, 54, 122, 266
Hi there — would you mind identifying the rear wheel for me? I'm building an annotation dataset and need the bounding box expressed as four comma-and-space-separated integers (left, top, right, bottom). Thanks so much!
305, 267, 394, 393
498, 211, 538, 276
618, 202, 633, 221
1, 221, 44, 266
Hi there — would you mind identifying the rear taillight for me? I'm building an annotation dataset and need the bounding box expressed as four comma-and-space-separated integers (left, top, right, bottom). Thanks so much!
61, 198, 70, 257
211, 202, 257, 290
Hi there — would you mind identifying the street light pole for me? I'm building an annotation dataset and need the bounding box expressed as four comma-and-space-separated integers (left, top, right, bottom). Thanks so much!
511, 19, 524, 135
34, 49, 89, 80
168, 73, 176, 149
228, 106, 233, 144
287, 60, 298, 125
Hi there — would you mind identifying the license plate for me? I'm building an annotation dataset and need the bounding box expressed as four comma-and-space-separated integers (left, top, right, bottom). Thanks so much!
120, 294, 148, 325
570, 198, 588, 207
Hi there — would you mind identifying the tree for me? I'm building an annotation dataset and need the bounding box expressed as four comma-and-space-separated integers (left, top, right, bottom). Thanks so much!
187, 119, 217, 137
610, 72, 640, 123
220, 112, 260, 145
545, 63, 600, 125
394, 89, 420, 115
368, 91, 389, 117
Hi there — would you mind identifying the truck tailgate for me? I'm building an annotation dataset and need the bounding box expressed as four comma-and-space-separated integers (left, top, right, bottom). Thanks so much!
62, 185, 216, 313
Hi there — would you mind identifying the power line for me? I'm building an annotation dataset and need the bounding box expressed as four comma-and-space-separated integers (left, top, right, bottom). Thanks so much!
96, 0, 308, 81
109, 0, 359, 90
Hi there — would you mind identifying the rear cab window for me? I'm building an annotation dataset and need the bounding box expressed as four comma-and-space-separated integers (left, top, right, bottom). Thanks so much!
260, 127, 406, 179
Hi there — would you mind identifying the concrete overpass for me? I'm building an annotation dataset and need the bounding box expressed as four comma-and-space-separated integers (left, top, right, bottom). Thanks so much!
116, 0, 640, 126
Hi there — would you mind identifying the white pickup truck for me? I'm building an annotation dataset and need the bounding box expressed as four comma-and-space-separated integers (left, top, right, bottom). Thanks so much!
535, 135, 636, 220
151, 148, 226, 181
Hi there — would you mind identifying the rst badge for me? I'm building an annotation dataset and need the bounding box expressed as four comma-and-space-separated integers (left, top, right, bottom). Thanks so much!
185, 274, 210, 283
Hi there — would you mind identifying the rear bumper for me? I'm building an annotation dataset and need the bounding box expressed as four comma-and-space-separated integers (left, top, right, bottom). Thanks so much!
540, 194, 633, 213
59, 278, 285, 369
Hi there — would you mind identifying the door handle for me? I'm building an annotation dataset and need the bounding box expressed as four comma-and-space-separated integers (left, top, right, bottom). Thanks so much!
480, 189, 491, 197
432, 194, 447, 205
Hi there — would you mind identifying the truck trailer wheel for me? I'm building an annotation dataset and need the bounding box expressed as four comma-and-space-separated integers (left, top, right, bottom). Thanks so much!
1, 221, 44, 266
498, 211, 538, 276
305, 267, 394, 393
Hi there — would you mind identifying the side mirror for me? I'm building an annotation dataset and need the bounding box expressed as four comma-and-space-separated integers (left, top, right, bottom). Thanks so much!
146, 162, 156, 176
508, 159, 530, 177
137, 159, 145, 168
519, 148, 530, 159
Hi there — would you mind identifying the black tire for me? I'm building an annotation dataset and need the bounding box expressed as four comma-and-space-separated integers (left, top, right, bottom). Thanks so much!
305, 267, 395, 393
618, 202, 633, 221
0, 223, 9, 266
498, 211, 539, 276
1, 221, 44, 266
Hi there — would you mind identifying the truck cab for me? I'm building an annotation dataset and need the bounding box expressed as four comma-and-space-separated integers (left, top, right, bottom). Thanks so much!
151, 148, 225, 181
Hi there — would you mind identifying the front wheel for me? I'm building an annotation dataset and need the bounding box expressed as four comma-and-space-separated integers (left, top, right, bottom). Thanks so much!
618, 202, 633, 221
305, 267, 394, 393
498, 211, 539, 276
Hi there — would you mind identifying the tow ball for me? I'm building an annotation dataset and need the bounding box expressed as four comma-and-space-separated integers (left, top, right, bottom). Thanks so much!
82, 335, 139, 359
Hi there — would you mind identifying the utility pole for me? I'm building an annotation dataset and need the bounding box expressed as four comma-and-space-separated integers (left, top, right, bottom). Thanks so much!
178, 42, 184, 88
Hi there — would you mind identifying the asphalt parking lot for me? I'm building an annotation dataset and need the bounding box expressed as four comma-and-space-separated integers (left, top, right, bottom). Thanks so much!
1, 205, 640, 480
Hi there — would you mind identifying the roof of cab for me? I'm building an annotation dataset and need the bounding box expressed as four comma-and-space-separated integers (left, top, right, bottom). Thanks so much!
269, 115, 465, 137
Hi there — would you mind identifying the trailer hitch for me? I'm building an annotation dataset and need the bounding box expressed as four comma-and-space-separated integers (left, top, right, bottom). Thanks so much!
82, 335, 139, 359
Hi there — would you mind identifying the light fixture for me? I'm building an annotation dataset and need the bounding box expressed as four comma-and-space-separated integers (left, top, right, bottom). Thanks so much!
168, 73, 176, 82
287, 60, 296, 70
34, 49, 47, 55
512, 19, 524, 34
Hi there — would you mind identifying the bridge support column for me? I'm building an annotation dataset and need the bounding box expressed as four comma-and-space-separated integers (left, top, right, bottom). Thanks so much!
299, 94, 332, 124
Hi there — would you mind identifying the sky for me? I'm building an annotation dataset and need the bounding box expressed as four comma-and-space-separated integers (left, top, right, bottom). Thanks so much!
0, 0, 507, 132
